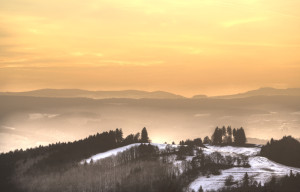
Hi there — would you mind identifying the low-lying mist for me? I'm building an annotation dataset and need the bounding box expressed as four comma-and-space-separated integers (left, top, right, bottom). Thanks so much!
0, 95, 300, 152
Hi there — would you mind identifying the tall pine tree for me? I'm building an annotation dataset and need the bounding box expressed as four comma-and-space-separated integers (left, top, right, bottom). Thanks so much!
141, 127, 149, 143
212, 127, 222, 145
235, 127, 246, 145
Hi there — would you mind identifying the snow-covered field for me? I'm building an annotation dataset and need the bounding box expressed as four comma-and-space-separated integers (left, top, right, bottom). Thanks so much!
82, 143, 300, 192
189, 145, 300, 192
202, 144, 261, 156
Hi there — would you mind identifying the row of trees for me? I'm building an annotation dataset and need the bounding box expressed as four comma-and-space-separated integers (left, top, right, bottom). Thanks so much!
179, 138, 205, 147
177, 126, 247, 148
211, 126, 247, 145
189, 149, 250, 176
123, 127, 150, 145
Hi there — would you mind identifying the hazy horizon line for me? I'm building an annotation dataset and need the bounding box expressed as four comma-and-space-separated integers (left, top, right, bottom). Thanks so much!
1, 86, 300, 98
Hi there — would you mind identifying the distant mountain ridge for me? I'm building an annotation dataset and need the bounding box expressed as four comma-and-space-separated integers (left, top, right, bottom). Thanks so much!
1, 87, 300, 99
0, 89, 184, 99
212, 87, 300, 99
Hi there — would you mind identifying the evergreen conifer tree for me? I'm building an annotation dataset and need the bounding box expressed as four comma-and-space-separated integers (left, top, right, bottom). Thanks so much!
141, 127, 149, 143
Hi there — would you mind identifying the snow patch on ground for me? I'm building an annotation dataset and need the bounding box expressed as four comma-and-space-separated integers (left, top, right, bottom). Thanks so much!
82, 143, 140, 163
82, 143, 179, 164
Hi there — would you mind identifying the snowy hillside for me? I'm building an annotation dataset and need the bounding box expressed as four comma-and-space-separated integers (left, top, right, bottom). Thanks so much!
189, 145, 300, 191
82, 143, 300, 192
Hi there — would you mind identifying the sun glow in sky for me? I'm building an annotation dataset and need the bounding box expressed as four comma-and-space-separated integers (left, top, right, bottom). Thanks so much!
0, 0, 300, 96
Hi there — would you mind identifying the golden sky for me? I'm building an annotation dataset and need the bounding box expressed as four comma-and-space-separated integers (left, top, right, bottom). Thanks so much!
0, 0, 300, 96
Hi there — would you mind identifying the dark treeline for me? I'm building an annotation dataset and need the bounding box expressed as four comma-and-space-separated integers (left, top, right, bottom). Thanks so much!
260, 136, 300, 168
179, 138, 206, 147
179, 125, 247, 147
0, 127, 150, 192
211, 126, 246, 146
210, 171, 300, 192
189, 149, 250, 177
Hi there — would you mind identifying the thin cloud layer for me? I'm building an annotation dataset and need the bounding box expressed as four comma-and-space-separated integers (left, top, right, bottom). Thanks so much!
0, 0, 299, 96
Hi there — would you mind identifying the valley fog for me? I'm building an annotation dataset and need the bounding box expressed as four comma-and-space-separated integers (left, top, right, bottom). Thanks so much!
1, 95, 300, 152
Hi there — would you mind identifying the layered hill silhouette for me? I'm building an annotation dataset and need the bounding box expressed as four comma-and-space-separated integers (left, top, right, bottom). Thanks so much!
0, 89, 184, 99
211, 87, 300, 99
1, 87, 300, 99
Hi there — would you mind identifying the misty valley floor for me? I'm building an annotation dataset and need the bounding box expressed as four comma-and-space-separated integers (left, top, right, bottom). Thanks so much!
1, 95, 300, 153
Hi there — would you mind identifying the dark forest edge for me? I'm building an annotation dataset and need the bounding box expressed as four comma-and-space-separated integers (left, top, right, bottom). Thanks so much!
0, 127, 149, 191
260, 136, 300, 168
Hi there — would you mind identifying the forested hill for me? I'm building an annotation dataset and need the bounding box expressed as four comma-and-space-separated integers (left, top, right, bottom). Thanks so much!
260, 136, 300, 168
0, 128, 148, 192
